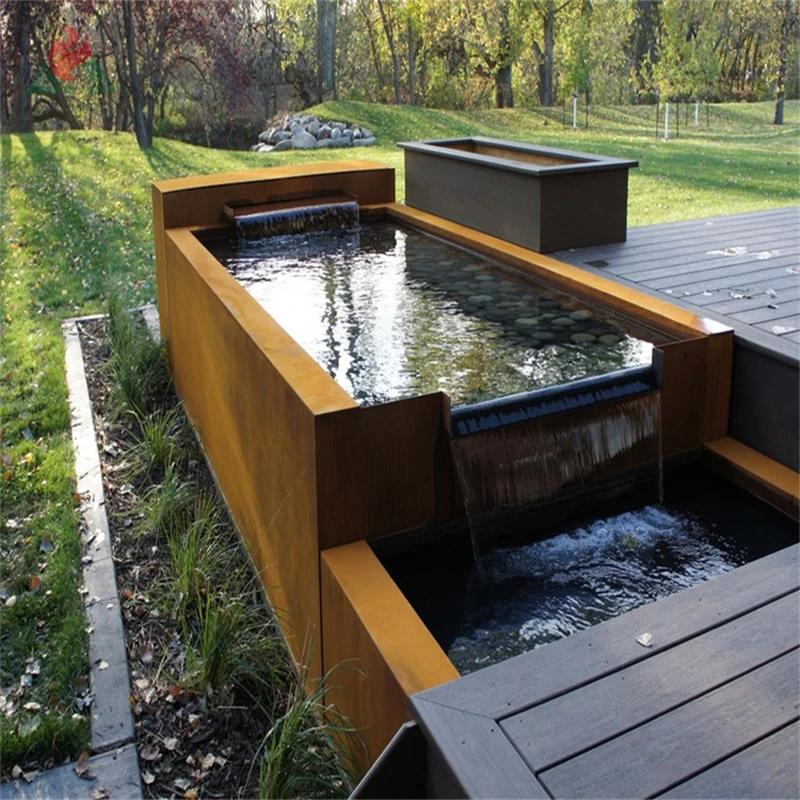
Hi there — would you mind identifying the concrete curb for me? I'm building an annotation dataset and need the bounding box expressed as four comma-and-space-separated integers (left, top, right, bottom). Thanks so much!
56, 317, 141, 796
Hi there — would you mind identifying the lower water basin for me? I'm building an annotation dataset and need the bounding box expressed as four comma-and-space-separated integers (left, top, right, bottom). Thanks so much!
206, 222, 665, 407
377, 465, 798, 675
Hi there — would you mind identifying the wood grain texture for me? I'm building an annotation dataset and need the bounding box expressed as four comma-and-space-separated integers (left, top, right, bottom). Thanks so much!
413, 544, 799, 719
661, 721, 800, 799
552, 206, 800, 351
412, 699, 549, 799
321, 542, 458, 773
538, 649, 800, 799
502, 592, 799, 771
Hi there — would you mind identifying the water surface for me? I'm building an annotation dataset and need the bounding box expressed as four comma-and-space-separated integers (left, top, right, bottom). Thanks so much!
208, 223, 662, 406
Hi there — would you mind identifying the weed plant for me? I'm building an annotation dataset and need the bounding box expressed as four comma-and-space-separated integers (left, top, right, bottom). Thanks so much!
259, 667, 355, 800
129, 406, 187, 481
106, 289, 171, 417
136, 464, 196, 540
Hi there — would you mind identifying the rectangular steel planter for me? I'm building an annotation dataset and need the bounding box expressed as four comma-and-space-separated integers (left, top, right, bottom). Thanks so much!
399, 137, 638, 253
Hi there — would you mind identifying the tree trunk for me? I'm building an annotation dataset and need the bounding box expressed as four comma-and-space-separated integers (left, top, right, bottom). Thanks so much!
377, 0, 401, 104
408, 17, 416, 106
495, 64, 513, 107
10, 3, 33, 133
774, 0, 792, 125
317, 0, 337, 102
122, 0, 151, 148
536, 1, 556, 107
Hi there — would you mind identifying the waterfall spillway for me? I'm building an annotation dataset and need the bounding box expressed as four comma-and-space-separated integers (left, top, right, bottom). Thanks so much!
450, 366, 663, 558
235, 199, 360, 242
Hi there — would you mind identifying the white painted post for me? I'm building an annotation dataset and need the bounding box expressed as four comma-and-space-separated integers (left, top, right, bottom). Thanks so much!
695, 100, 699, 126
573, 93, 578, 129
664, 101, 670, 140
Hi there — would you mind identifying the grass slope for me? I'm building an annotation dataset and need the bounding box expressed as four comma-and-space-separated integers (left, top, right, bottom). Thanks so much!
0, 100, 797, 770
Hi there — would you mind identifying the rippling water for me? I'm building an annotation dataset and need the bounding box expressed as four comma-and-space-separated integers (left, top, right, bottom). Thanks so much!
447, 502, 784, 674
208, 223, 660, 407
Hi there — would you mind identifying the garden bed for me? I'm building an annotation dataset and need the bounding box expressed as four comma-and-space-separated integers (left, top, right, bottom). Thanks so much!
76, 313, 350, 799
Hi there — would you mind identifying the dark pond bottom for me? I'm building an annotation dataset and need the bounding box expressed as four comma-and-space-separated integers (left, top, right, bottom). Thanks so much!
377, 465, 797, 676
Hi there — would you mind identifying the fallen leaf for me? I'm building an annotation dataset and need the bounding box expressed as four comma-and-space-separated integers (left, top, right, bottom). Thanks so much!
184, 789, 199, 799
22, 770, 38, 784
97, 661, 109, 671
29, 576, 42, 593
74, 750, 93, 779
25, 659, 41, 676
121, 589, 134, 601
23, 702, 41, 712
5, 595, 17, 608
168, 684, 183, 699
636, 632, 653, 648
140, 743, 160, 761
164, 737, 179, 751
201, 753, 216, 770
91, 788, 110, 800
142, 770, 155, 785
174, 777, 192, 791
140, 644, 154, 664
188, 713, 201, 730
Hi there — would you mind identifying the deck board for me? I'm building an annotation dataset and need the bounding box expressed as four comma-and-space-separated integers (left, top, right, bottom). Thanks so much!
537, 650, 800, 799
552, 207, 800, 355
661, 721, 800, 799
410, 545, 800, 799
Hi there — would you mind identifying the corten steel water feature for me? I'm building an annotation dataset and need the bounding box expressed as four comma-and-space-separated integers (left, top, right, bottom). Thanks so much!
152, 160, 739, 771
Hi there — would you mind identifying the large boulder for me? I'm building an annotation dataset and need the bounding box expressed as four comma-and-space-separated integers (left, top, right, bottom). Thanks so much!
272, 138, 294, 152
318, 125, 332, 139
258, 129, 272, 143
291, 130, 317, 150
352, 136, 377, 147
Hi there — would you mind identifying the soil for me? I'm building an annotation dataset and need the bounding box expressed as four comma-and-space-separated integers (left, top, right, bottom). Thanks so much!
78, 318, 276, 799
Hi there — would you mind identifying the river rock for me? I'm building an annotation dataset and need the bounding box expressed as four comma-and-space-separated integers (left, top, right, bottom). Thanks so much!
272, 138, 293, 152
598, 333, 621, 344
307, 120, 321, 137
571, 332, 597, 343
258, 130, 271, 143
552, 317, 576, 326
515, 317, 539, 327
468, 295, 493, 305
315, 138, 335, 148
318, 125, 332, 139
352, 136, 377, 147
291, 130, 317, 150
361, 127, 373, 139
290, 122, 304, 135
331, 126, 342, 140
570, 309, 593, 321
532, 331, 555, 341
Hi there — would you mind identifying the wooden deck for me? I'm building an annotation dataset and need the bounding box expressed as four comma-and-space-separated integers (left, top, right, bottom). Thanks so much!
411, 544, 800, 799
553, 206, 800, 358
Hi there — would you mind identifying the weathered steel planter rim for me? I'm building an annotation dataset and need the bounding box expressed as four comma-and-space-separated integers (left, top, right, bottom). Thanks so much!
398, 136, 639, 177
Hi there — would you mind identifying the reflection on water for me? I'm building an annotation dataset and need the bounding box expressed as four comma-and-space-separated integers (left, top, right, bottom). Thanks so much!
208, 223, 658, 407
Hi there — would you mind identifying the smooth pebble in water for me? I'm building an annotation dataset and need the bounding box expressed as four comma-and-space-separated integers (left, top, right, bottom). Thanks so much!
570, 309, 592, 321
515, 317, 539, 327
571, 332, 597, 343
598, 334, 621, 344
552, 317, 576, 326
533, 331, 555, 341
468, 295, 493, 304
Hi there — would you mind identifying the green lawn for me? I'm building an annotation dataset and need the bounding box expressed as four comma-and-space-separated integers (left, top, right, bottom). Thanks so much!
0, 100, 797, 771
